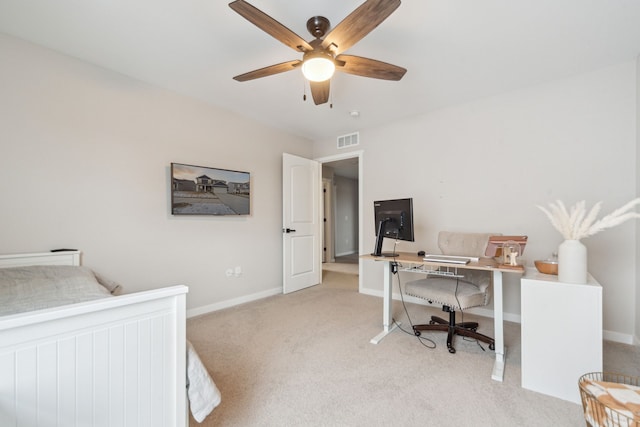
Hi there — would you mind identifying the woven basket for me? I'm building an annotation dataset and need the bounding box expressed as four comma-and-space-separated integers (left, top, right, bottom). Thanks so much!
579, 372, 640, 427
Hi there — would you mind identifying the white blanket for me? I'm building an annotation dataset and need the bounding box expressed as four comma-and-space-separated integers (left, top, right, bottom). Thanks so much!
187, 341, 221, 423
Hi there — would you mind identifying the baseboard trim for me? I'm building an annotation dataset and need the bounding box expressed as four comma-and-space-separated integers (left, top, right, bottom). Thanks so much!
187, 285, 637, 346
603, 330, 636, 345
360, 287, 634, 345
186, 287, 282, 318
335, 250, 357, 258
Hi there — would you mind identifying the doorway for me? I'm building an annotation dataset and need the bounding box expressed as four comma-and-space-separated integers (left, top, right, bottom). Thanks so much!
316, 151, 362, 292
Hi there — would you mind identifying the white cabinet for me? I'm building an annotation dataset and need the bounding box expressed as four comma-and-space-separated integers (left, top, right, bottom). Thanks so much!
521, 269, 602, 404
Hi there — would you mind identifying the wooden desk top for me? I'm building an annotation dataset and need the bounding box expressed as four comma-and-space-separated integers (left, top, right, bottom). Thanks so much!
360, 252, 525, 274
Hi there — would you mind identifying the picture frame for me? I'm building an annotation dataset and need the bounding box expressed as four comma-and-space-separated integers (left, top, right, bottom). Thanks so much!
171, 162, 250, 215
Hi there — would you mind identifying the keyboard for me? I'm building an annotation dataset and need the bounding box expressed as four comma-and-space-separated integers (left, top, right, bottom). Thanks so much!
423, 255, 473, 264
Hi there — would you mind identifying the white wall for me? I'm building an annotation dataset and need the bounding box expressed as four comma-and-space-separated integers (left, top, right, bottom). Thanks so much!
334, 175, 358, 256
314, 61, 639, 342
636, 55, 640, 345
1, 32, 637, 342
0, 34, 313, 313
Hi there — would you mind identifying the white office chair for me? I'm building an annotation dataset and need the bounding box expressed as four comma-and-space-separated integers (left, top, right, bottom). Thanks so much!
405, 231, 497, 354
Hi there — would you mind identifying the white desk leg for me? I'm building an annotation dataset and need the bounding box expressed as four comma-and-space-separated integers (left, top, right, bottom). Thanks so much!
491, 270, 506, 381
370, 260, 399, 344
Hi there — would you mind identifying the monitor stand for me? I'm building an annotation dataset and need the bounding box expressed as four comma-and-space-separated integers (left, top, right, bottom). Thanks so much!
372, 220, 400, 258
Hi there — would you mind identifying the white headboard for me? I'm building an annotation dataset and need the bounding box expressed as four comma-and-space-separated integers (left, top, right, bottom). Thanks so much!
0, 251, 81, 268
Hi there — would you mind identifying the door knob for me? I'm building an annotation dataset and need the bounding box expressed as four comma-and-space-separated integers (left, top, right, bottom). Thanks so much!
284, 228, 297, 233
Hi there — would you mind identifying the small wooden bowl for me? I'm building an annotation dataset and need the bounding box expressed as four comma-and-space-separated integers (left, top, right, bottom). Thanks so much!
535, 260, 558, 275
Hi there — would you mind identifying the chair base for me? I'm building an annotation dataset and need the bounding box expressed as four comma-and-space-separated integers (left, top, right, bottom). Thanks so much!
413, 312, 495, 354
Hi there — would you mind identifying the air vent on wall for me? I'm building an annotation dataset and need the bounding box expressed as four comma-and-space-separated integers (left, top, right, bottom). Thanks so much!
337, 132, 359, 149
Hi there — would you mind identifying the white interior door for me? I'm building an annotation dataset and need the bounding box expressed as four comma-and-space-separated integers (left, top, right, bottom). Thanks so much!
283, 153, 321, 294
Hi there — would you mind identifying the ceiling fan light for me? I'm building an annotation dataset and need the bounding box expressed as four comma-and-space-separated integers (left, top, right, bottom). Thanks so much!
301, 57, 335, 82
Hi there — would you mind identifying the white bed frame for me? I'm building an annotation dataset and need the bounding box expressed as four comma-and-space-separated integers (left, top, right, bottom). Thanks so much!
0, 251, 188, 427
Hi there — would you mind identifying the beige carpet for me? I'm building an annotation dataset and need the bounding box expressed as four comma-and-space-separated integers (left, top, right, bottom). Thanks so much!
187, 271, 640, 426
322, 256, 359, 276
322, 262, 358, 275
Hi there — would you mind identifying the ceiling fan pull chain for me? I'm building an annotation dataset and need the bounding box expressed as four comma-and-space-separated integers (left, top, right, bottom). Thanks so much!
330, 81, 333, 108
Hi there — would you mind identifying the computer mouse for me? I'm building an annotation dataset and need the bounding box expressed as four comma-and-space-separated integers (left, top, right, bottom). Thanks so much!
417, 250, 425, 256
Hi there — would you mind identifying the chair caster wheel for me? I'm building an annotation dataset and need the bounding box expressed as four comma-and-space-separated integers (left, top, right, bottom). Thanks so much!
429, 320, 435, 325
414, 330, 421, 337
448, 347, 456, 354
489, 343, 495, 351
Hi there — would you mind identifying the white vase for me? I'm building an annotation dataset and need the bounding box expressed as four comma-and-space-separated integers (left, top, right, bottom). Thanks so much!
558, 239, 588, 284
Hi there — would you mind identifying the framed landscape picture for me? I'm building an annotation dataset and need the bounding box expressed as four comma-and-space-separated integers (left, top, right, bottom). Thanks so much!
171, 162, 250, 215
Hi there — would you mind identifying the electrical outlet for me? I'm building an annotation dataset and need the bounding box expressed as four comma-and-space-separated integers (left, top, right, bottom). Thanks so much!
225, 268, 233, 277
234, 266, 242, 277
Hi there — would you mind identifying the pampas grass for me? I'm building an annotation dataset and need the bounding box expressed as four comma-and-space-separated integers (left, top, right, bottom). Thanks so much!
537, 198, 640, 240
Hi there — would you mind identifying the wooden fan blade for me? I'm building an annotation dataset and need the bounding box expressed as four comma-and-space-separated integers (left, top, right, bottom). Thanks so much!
229, 0, 313, 52
310, 80, 330, 105
336, 55, 406, 80
321, 0, 401, 55
233, 60, 302, 82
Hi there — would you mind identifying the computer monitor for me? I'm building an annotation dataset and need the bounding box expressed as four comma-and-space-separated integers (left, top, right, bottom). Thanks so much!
372, 198, 414, 257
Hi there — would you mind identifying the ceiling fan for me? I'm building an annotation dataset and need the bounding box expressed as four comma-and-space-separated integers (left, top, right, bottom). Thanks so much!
228, 0, 407, 105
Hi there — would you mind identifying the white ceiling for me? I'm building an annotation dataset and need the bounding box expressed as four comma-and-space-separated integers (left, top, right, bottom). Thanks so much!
1, 0, 640, 141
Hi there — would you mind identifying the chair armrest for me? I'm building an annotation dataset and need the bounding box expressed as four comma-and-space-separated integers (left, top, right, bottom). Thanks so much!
460, 269, 492, 292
